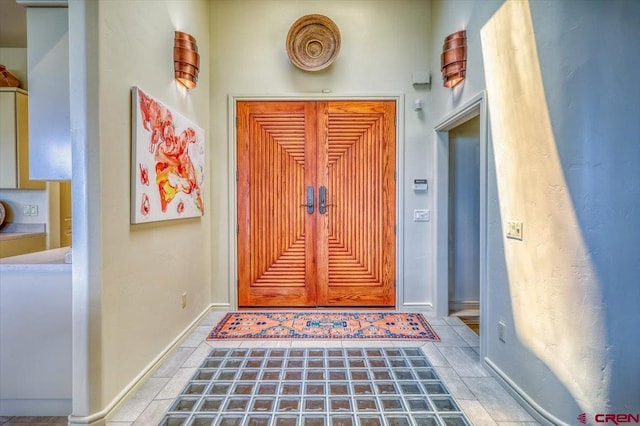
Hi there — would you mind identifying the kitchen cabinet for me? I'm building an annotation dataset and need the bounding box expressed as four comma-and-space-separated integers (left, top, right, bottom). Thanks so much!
0, 232, 47, 259
0, 88, 45, 189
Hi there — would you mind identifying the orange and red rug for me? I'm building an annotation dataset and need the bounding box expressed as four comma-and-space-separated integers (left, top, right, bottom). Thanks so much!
207, 312, 440, 341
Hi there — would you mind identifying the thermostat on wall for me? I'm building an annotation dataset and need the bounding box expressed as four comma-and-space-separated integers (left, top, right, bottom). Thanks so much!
413, 179, 428, 191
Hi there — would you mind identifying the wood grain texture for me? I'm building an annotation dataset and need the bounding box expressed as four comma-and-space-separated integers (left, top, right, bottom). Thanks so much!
317, 101, 396, 306
237, 100, 395, 307
237, 101, 317, 306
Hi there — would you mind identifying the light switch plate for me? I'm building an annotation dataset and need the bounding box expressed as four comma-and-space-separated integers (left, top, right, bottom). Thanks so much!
413, 209, 430, 222
498, 321, 506, 343
506, 220, 523, 240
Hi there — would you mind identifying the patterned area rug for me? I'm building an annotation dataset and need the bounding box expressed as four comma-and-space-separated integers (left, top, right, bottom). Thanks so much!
207, 312, 439, 341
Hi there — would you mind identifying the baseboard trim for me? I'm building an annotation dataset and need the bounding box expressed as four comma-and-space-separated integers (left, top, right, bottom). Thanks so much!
399, 302, 433, 313
448, 301, 479, 313
210, 302, 232, 310
68, 304, 215, 425
483, 357, 569, 426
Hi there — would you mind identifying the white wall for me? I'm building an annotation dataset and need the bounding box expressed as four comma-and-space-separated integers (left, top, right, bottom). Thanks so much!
68, 0, 211, 418
209, 0, 434, 310
431, 0, 640, 422
0, 188, 48, 225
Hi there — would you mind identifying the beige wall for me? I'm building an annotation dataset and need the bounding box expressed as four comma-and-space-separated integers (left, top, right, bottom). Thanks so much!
209, 0, 434, 309
87, 0, 211, 413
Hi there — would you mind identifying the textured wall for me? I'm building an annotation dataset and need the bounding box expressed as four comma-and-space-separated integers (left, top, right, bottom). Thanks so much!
431, 0, 640, 422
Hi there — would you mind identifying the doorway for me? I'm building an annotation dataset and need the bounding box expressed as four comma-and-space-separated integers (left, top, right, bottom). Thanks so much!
434, 92, 487, 342
236, 100, 396, 307
448, 116, 480, 332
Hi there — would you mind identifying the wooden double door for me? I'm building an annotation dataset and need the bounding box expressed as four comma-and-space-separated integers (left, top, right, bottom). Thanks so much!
237, 100, 396, 307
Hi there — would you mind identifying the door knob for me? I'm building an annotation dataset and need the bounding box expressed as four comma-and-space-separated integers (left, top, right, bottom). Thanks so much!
300, 186, 314, 214
319, 186, 335, 214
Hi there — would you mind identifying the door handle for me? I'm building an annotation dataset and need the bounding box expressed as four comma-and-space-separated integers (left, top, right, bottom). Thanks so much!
300, 186, 314, 214
319, 186, 335, 214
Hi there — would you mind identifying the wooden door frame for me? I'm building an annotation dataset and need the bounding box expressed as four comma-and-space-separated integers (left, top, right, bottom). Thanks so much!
227, 94, 404, 310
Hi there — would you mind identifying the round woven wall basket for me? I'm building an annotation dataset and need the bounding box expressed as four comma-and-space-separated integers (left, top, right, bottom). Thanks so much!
286, 14, 341, 71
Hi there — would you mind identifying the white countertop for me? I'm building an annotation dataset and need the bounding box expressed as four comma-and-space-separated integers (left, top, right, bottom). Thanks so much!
0, 231, 46, 241
0, 223, 47, 241
0, 247, 72, 271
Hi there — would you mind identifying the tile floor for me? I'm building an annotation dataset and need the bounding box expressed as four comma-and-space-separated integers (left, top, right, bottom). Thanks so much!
103, 311, 540, 426
161, 346, 468, 425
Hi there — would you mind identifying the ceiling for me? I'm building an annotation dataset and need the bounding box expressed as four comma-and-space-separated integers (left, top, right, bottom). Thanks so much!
0, 0, 28, 48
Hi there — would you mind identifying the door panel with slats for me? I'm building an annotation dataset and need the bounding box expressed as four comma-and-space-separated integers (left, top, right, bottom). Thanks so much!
237, 100, 395, 307
237, 101, 317, 306
317, 101, 396, 306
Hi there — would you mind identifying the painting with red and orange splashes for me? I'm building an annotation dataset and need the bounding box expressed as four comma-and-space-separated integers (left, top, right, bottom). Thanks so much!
131, 87, 205, 223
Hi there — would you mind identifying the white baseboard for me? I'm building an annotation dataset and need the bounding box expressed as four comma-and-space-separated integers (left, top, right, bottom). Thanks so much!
399, 302, 433, 313
210, 302, 232, 310
68, 304, 215, 425
448, 300, 480, 313
483, 356, 569, 426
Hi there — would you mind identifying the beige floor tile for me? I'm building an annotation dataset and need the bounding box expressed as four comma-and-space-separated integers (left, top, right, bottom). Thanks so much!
419, 342, 450, 367
457, 399, 499, 426
433, 366, 477, 400
182, 341, 215, 368
463, 377, 537, 422
154, 367, 197, 400
452, 325, 481, 347
132, 399, 172, 426
430, 325, 470, 347
436, 346, 491, 378
109, 377, 169, 422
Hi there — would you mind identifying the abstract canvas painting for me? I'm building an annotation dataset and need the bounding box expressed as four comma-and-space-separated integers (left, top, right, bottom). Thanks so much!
131, 87, 204, 223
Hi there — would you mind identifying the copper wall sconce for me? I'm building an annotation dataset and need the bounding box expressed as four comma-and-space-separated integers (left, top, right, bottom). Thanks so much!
441, 30, 466, 88
174, 31, 199, 89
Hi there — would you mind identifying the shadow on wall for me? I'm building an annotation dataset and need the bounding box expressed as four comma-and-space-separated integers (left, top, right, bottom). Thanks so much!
480, 0, 606, 417
486, 156, 578, 420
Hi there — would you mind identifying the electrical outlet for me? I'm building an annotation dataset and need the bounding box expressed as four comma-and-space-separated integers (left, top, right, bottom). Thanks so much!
506, 220, 523, 240
181, 292, 187, 309
22, 204, 39, 216
498, 321, 506, 343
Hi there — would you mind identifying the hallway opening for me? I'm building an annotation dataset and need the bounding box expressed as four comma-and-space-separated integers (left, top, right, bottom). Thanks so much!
447, 116, 480, 333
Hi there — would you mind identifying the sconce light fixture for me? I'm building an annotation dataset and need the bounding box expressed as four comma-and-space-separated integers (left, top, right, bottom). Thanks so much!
441, 30, 466, 88
174, 31, 199, 89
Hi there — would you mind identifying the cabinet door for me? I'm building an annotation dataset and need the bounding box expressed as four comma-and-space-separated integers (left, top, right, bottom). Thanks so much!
0, 90, 45, 189
0, 91, 18, 188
